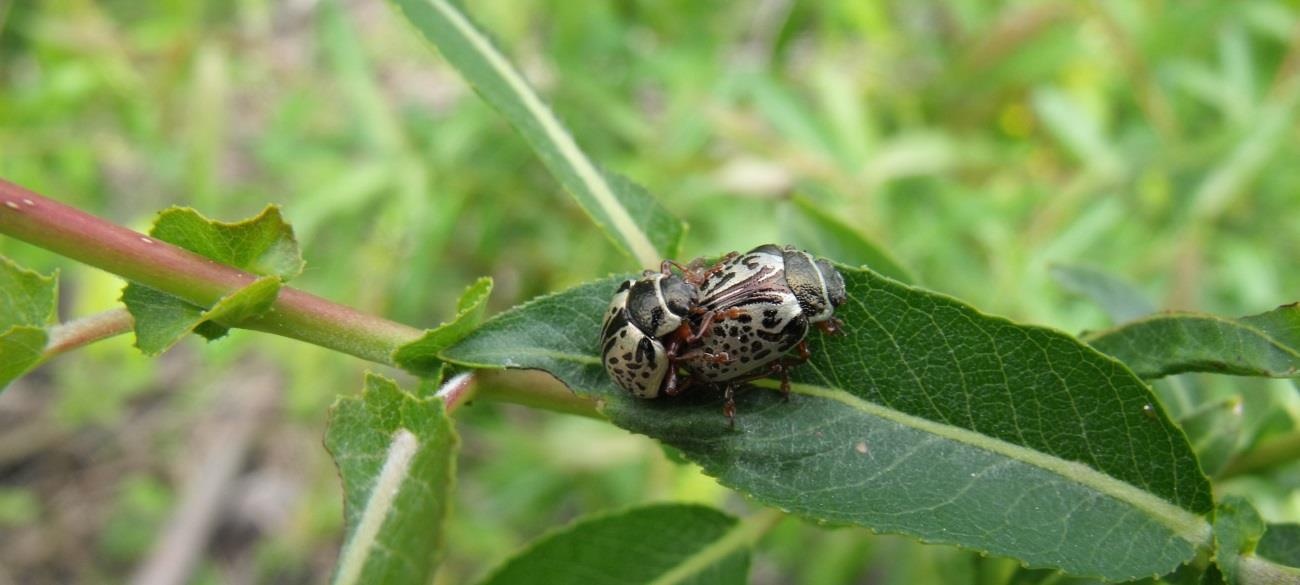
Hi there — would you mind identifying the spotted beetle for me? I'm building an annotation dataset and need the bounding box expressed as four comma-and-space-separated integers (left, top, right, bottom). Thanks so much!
680, 244, 847, 423
599, 270, 732, 399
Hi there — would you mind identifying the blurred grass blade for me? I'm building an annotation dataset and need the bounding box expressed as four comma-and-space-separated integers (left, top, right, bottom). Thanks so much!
1085, 304, 1300, 379
120, 206, 304, 355
326, 374, 457, 585
783, 195, 915, 284
0, 257, 56, 390
1179, 397, 1244, 477
393, 277, 493, 377
443, 268, 1213, 580
479, 504, 760, 585
1214, 497, 1300, 584
386, 0, 683, 268
1050, 263, 1156, 324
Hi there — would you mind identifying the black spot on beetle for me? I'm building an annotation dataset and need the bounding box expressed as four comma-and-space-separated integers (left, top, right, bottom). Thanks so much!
737, 314, 753, 323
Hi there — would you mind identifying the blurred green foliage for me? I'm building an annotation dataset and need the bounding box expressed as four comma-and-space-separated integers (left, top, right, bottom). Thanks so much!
2, 0, 1299, 582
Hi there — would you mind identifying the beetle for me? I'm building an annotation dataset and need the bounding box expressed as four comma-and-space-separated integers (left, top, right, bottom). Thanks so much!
599, 270, 733, 399
679, 244, 847, 423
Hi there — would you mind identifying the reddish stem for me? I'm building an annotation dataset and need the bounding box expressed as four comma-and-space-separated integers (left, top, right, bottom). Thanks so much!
0, 179, 422, 365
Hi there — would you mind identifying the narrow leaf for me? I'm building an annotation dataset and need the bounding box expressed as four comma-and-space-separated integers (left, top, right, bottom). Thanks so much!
393, 277, 493, 376
1085, 304, 1300, 379
385, 0, 683, 267
443, 268, 1214, 580
478, 504, 753, 585
122, 206, 304, 354
0, 257, 57, 389
1050, 264, 1156, 324
325, 373, 457, 585
122, 277, 281, 355
784, 195, 915, 284
1179, 397, 1243, 477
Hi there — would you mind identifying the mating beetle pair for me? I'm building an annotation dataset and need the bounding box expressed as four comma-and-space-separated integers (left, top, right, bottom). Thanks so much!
599, 244, 847, 425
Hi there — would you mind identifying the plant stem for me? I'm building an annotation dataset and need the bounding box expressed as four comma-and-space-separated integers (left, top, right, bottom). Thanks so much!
0, 178, 423, 365
43, 308, 134, 357
1, 179, 601, 419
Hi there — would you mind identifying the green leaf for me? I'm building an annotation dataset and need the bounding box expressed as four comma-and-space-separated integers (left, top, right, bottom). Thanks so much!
0, 257, 57, 389
147, 206, 304, 280
393, 277, 493, 377
1050, 264, 1156, 324
443, 267, 1214, 580
325, 373, 458, 585
1084, 304, 1300, 379
478, 504, 755, 585
122, 276, 281, 355
1257, 524, 1300, 568
1179, 397, 1243, 477
121, 206, 303, 354
1213, 497, 1300, 585
783, 195, 915, 284
0, 327, 47, 389
385, 0, 684, 268
0, 256, 56, 330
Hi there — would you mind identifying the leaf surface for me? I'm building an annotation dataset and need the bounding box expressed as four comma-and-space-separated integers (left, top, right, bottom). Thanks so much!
122, 277, 281, 355
0, 258, 56, 389
1084, 305, 1300, 379
325, 373, 458, 585
443, 267, 1214, 580
478, 504, 750, 585
385, 0, 684, 267
121, 206, 302, 354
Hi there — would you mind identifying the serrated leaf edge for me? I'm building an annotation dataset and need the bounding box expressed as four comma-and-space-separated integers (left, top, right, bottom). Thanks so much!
783, 380, 1211, 548
152, 205, 305, 280
124, 275, 282, 356
392, 277, 494, 374
0, 255, 58, 327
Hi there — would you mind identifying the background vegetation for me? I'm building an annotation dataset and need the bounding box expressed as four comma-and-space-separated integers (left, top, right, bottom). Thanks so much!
1, 0, 1298, 583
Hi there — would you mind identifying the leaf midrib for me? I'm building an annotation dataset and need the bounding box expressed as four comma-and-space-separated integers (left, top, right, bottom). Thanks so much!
778, 380, 1212, 547
425, 0, 661, 268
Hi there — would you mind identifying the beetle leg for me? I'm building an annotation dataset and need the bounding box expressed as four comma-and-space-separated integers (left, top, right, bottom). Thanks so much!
661, 259, 689, 276
686, 310, 718, 343
816, 317, 845, 336
774, 362, 791, 402
796, 339, 811, 361
663, 366, 693, 397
